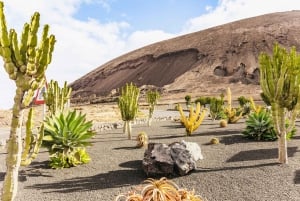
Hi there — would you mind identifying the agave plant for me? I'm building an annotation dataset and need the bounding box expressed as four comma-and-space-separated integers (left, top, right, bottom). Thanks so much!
242, 110, 277, 141
141, 177, 180, 201
43, 110, 95, 168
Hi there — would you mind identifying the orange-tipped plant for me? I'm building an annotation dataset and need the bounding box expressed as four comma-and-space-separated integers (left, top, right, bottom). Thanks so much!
141, 177, 180, 201
178, 189, 204, 201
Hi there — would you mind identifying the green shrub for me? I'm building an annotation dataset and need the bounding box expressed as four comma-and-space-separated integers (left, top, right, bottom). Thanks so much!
242, 110, 277, 141
43, 110, 95, 168
185, 94, 192, 106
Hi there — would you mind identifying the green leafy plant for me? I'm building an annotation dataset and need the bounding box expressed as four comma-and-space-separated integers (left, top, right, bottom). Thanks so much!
43, 110, 95, 168
242, 110, 277, 141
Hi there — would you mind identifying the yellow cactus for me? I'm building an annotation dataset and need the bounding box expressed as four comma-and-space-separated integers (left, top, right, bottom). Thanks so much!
224, 87, 243, 123
178, 102, 206, 135
136, 132, 148, 148
249, 97, 263, 114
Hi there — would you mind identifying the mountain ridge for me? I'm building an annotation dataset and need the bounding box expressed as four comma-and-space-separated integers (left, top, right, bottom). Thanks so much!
70, 10, 300, 102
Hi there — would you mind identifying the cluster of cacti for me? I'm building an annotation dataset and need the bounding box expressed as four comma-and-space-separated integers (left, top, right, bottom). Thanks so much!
178, 102, 206, 136
118, 82, 140, 139
136, 131, 148, 148
0, 2, 56, 200
21, 108, 44, 166
259, 43, 300, 164
224, 87, 243, 123
115, 177, 204, 201
146, 89, 160, 126
44, 80, 72, 115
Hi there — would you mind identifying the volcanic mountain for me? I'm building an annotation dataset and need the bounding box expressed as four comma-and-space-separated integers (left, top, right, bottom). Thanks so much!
70, 11, 300, 102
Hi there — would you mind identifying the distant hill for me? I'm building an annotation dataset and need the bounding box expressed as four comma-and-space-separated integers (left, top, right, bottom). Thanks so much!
69, 11, 300, 102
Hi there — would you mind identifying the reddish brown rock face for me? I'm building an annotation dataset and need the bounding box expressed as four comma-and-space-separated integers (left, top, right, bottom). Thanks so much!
70, 11, 300, 102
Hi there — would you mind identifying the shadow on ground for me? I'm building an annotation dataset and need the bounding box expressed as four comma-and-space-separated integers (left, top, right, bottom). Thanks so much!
26, 161, 145, 193
227, 147, 299, 162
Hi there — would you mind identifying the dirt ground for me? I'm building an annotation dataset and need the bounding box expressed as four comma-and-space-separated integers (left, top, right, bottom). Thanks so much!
1, 105, 300, 201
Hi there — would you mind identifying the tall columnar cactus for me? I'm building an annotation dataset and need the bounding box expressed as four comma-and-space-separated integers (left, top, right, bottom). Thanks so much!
259, 43, 300, 164
224, 87, 243, 123
178, 102, 206, 136
44, 80, 72, 115
118, 83, 140, 139
146, 89, 160, 126
0, 2, 56, 200
21, 108, 44, 166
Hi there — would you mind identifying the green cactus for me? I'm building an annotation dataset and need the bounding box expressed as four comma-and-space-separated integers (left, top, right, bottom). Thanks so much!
146, 89, 160, 126
118, 83, 140, 139
44, 80, 72, 115
21, 108, 44, 166
259, 43, 300, 164
0, 2, 56, 200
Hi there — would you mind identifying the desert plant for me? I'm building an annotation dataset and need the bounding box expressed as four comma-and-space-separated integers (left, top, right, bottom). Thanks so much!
115, 177, 204, 201
178, 102, 206, 136
259, 43, 300, 163
136, 132, 148, 148
224, 87, 243, 123
209, 97, 225, 120
242, 110, 277, 141
141, 177, 180, 200
21, 108, 44, 166
249, 97, 263, 114
210, 137, 220, 144
219, 119, 227, 127
0, 2, 56, 200
195, 96, 211, 107
118, 82, 140, 139
185, 94, 192, 108
146, 90, 160, 126
178, 189, 203, 201
42, 110, 95, 168
44, 80, 72, 115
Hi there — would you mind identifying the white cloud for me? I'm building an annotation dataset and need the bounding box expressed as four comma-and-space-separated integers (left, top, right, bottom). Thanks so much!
1, 0, 300, 109
182, 0, 300, 34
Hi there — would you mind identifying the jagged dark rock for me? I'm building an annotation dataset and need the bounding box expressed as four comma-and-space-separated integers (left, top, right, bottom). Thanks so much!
142, 141, 203, 176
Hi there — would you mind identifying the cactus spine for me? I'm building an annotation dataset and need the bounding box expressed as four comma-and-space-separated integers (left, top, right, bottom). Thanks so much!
0, 2, 56, 200
44, 80, 72, 115
21, 108, 44, 166
146, 90, 160, 126
259, 43, 300, 164
118, 83, 140, 139
178, 102, 206, 136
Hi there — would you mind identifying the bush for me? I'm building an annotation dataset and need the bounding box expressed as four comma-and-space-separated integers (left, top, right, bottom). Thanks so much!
242, 110, 277, 141
43, 110, 95, 168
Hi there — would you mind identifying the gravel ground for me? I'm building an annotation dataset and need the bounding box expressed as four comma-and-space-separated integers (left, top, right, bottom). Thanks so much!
1, 117, 300, 201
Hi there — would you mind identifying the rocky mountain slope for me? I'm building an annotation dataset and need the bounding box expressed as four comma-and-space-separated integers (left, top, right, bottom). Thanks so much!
70, 11, 300, 102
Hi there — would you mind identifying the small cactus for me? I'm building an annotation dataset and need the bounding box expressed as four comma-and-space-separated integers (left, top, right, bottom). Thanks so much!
136, 132, 148, 148
219, 119, 227, 127
210, 137, 220, 144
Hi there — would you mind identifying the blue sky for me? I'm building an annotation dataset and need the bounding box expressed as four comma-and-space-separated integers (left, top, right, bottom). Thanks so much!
0, 0, 300, 109
75, 0, 218, 33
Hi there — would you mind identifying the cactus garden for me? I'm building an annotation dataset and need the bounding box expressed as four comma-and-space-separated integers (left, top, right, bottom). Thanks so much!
0, 1, 300, 201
